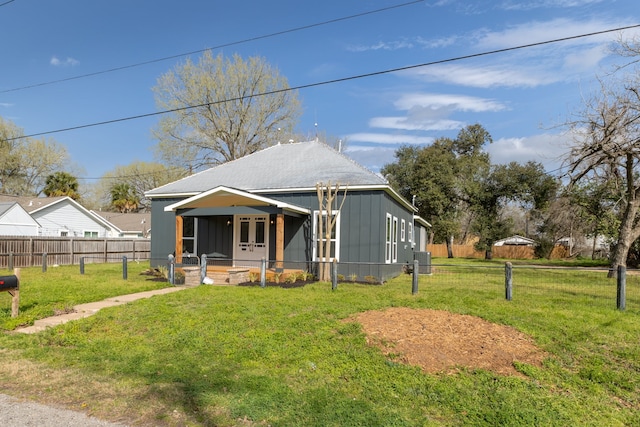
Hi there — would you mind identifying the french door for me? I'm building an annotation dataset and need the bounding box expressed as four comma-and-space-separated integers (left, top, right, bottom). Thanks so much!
233, 215, 269, 266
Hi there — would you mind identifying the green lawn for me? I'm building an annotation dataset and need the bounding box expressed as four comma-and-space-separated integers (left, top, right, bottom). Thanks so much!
0, 260, 638, 426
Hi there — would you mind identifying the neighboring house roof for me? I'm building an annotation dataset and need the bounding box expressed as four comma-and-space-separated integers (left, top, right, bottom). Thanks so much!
91, 211, 151, 236
0, 201, 41, 236
494, 235, 536, 246
0, 194, 114, 230
0, 202, 14, 217
145, 140, 388, 198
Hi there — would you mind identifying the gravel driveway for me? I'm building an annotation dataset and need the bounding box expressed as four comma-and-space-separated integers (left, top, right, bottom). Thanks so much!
0, 394, 127, 426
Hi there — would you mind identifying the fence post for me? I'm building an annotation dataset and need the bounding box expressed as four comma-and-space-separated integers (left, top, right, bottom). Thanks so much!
260, 257, 266, 288
331, 259, 338, 291
168, 254, 175, 285
42, 252, 47, 273
200, 254, 207, 284
80, 257, 85, 274
8, 252, 13, 270
425, 252, 432, 275
617, 265, 626, 311
505, 262, 513, 301
122, 256, 128, 280
412, 259, 419, 295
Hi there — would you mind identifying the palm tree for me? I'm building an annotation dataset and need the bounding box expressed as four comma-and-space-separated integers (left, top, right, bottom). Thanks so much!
43, 171, 80, 200
110, 183, 139, 213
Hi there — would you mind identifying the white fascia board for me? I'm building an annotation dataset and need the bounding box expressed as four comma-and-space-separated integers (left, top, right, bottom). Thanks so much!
164, 186, 310, 215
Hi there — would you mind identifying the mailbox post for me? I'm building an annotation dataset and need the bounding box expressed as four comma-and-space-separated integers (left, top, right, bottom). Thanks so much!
0, 268, 20, 318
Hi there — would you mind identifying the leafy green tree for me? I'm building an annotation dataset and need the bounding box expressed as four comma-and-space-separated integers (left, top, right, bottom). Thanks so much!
110, 183, 139, 213
0, 117, 68, 195
382, 124, 492, 257
43, 171, 80, 200
153, 51, 301, 171
471, 161, 558, 259
568, 180, 619, 259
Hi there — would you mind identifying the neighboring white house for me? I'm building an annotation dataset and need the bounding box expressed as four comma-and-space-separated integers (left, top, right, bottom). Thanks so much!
0, 202, 40, 236
91, 211, 151, 238
493, 235, 536, 246
0, 195, 113, 237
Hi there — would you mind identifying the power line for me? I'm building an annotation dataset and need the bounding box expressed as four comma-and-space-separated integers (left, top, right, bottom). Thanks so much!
0, 0, 424, 94
13, 23, 640, 142
0, 0, 16, 7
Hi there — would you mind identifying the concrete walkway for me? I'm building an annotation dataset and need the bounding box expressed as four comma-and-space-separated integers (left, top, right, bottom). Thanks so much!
14, 286, 193, 334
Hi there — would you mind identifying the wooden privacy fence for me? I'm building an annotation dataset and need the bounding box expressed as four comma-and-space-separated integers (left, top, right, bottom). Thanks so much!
426, 244, 569, 259
0, 236, 150, 268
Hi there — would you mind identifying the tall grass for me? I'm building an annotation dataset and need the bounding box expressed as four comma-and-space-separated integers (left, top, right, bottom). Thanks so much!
0, 261, 638, 426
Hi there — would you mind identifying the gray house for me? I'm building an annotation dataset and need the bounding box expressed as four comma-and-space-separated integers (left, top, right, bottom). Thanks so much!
146, 141, 430, 282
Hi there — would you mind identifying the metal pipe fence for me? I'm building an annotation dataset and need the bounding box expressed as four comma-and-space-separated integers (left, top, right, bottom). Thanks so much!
4, 252, 637, 313
417, 263, 638, 313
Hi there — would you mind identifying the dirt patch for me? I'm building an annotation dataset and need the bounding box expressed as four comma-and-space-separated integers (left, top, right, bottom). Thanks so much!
349, 307, 547, 377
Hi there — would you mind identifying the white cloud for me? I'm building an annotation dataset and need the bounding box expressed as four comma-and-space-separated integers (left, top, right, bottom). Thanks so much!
0, 102, 12, 108
50, 56, 79, 67
486, 132, 572, 171
407, 62, 560, 88
346, 132, 434, 145
347, 39, 415, 52
474, 18, 621, 50
499, 0, 606, 12
394, 93, 507, 112
369, 116, 463, 131
366, 92, 506, 132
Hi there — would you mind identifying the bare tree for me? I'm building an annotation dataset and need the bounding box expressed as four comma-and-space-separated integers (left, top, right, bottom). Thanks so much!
153, 51, 301, 171
315, 182, 347, 281
564, 77, 640, 276
0, 116, 69, 196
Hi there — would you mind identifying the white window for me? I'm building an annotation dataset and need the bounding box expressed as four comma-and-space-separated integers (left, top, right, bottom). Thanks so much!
408, 222, 414, 244
313, 210, 340, 261
84, 231, 99, 238
401, 219, 406, 242
385, 214, 392, 263
59, 229, 69, 237
392, 216, 398, 263
182, 217, 196, 255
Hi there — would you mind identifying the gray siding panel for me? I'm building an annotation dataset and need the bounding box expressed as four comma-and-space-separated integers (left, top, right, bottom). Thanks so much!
150, 198, 183, 263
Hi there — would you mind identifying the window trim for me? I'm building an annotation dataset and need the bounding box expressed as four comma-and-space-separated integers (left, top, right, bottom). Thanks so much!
392, 216, 398, 263
313, 210, 341, 261
385, 214, 392, 264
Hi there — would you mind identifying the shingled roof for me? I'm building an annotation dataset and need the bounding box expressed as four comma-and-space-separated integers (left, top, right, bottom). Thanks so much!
145, 140, 387, 197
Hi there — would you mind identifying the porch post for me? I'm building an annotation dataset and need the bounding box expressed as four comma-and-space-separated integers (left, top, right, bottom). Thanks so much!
276, 213, 284, 272
175, 215, 183, 263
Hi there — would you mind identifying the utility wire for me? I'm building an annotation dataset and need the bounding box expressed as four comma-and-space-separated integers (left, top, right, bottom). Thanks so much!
13, 23, 640, 142
0, 0, 423, 94
0, 0, 16, 7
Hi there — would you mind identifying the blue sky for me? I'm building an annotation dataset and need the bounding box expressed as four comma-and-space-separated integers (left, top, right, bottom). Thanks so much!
1, 0, 639, 184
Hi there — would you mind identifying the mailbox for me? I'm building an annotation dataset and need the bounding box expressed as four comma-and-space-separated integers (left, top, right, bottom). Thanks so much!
0, 275, 18, 290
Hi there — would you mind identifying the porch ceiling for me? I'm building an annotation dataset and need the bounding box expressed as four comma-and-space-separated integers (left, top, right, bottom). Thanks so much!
164, 186, 310, 215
